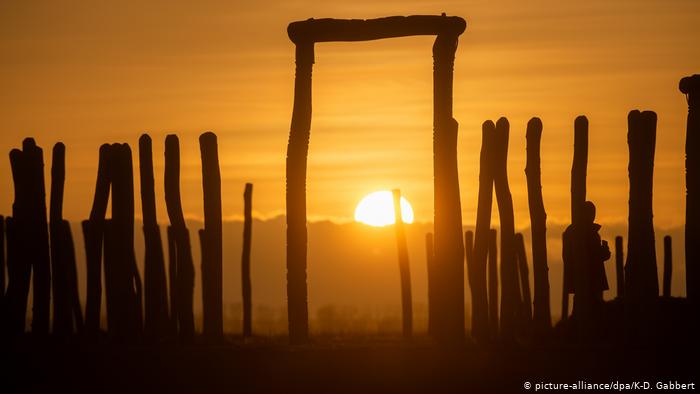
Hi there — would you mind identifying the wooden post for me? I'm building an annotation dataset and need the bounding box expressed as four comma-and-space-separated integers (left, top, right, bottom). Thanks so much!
393, 189, 413, 339
242, 183, 254, 337
464, 230, 474, 336
50, 142, 72, 335
515, 233, 532, 322
615, 236, 625, 298
471, 121, 495, 341
200, 132, 223, 341
4, 216, 31, 335
680, 75, 700, 305
563, 116, 589, 321
487, 229, 498, 337
164, 135, 195, 342
139, 134, 169, 340
167, 225, 178, 335
524, 118, 551, 333
425, 232, 435, 336
62, 220, 83, 334
492, 118, 520, 340
84, 144, 111, 335
625, 110, 659, 300
663, 235, 672, 298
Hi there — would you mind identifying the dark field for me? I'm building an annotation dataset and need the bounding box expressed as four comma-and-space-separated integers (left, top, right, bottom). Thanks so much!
3, 334, 697, 394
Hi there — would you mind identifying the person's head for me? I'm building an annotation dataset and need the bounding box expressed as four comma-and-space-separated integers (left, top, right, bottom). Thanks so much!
583, 201, 596, 223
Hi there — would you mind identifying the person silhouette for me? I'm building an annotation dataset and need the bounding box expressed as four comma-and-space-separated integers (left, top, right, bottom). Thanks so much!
563, 201, 611, 336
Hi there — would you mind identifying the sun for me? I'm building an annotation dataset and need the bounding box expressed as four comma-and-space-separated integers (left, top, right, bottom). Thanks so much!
354, 190, 415, 227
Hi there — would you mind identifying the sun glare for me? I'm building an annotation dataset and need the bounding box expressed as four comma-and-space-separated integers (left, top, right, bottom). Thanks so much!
354, 190, 415, 227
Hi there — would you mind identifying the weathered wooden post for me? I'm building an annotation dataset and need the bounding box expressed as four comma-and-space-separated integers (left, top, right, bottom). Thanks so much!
425, 232, 435, 336
615, 236, 624, 298
563, 116, 588, 321
493, 118, 520, 340
139, 134, 169, 340
663, 235, 672, 298
164, 135, 195, 342
199, 131, 223, 341
9, 139, 51, 335
62, 220, 83, 334
515, 233, 532, 323
471, 121, 495, 341
50, 142, 72, 335
624, 110, 659, 300
392, 189, 413, 338
167, 226, 178, 334
680, 75, 700, 305
464, 230, 474, 336
4, 216, 31, 334
524, 118, 551, 334
242, 183, 254, 337
487, 229, 498, 336
84, 144, 112, 334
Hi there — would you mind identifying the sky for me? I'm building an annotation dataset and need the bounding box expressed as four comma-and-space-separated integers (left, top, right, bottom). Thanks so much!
1, 0, 699, 228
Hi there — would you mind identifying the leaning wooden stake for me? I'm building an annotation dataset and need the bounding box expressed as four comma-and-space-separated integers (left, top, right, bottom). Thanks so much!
393, 189, 413, 339
680, 75, 700, 305
470, 121, 495, 341
615, 236, 624, 298
242, 183, 254, 337
50, 142, 73, 336
164, 135, 195, 342
625, 110, 659, 300
199, 132, 223, 341
139, 135, 169, 340
524, 118, 551, 334
493, 118, 520, 340
663, 235, 672, 298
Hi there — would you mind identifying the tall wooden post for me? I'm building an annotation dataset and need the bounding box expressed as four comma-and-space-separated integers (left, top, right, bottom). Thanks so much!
464, 230, 474, 336
493, 118, 520, 340
524, 118, 551, 333
164, 135, 195, 342
625, 110, 659, 300
563, 116, 588, 321
200, 132, 223, 341
471, 121, 495, 341
392, 189, 413, 338
680, 75, 700, 305
515, 233, 532, 323
139, 134, 169, 340
242, 183, 254, 337
50, 143, 72, 335
487, 229, 498, 337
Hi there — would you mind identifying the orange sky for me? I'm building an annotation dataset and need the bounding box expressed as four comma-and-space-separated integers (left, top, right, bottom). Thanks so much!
1, 0, 699, 229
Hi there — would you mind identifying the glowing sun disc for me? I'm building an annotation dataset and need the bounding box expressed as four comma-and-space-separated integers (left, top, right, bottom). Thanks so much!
354, 190, 414, 227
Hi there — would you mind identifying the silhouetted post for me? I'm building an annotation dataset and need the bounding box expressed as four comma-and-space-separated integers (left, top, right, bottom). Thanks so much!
84, 144, 112, 334
50, 142, 72, 336
164, 135, 195, 342
9, 139, 51, 334
493, 118, 521, 340
470, 121, 495, 342
680, 75, 700, 305
563, 116, 588, 321
625, 110, 659, 300
487, 229, 498, 336
139, 135, 169, 341
663, 235, 672, 298
242, 183, 254, 337
615, 236, 624, 298
524, 118, 551, 334
515, 233, 532, 322
464, 230, 474, 336
199, 132, 223, 342
108, 144, 143, 340
392, 189, 413, 338
425, 232, 435, 336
